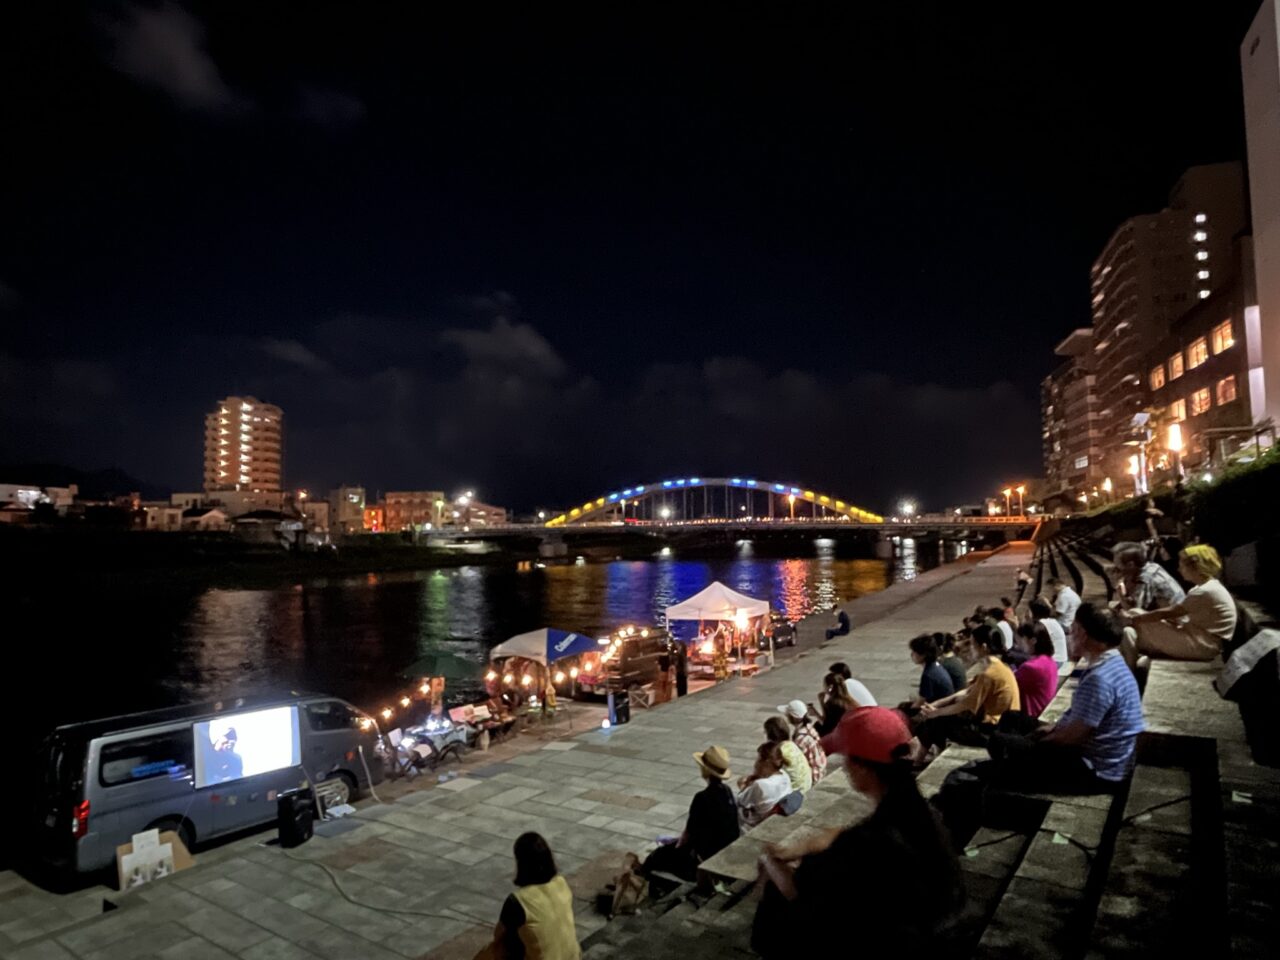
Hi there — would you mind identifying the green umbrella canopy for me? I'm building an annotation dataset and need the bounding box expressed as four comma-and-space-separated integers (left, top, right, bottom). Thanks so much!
401, 650, 485, 681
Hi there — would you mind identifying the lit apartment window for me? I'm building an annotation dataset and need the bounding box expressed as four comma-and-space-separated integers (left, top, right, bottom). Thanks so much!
1211, 319, 1234, 353
1216, 375, 1237, 405
1194, 213, 1207, 224
1168, 352, 1185, 380
1198, 290, 1210, 300
1193, 230, 1208, 242
1195, 250, 1209, 261
1149, 365, 1165, 390
1190, 387, 1212, 416
1187, 337, 1209, 369
1197, 270, 1210, 280
1074, 456, 1089, 470
1171, 398, 1187, 422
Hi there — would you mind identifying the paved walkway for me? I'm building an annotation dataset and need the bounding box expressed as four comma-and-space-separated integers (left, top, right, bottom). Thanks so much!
0, 544, 1031, 960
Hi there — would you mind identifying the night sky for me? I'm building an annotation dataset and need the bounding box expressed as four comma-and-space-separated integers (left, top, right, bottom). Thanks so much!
0, 3, 1263, 512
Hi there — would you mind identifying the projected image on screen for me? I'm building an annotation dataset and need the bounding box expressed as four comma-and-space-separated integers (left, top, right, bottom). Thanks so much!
193, 706, 301, 787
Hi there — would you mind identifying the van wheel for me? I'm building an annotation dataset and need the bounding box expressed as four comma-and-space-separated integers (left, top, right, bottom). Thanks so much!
319, 772, 358, 806
147, 817, 194, 852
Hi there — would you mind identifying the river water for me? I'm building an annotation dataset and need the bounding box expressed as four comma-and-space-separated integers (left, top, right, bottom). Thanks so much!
23, 539, 951, 734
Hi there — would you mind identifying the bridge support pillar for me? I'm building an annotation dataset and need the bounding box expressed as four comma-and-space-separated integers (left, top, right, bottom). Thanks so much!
539, 534, 567, 559
874, 534, 893, 560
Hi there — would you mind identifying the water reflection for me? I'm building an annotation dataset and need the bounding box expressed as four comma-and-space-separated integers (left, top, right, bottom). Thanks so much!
28, 554, 929, 732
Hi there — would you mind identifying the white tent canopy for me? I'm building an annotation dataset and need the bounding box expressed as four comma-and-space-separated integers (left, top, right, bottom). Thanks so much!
665, 581, 770, 622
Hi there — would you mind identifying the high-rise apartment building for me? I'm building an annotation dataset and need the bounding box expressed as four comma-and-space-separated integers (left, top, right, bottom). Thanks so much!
1146, 237, 1262, 468
1042, 328, 1104, 494
203, 396, 284, 493
1243, 0, 1280, 428
1089, 163, 1246, 481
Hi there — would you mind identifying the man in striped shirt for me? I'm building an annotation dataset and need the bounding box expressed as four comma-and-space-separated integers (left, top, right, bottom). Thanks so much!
987, 602, 1144, 792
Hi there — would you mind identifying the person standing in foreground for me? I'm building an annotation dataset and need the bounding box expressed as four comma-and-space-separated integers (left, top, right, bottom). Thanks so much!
490, 832, 579, 960
752, 708, 962, 955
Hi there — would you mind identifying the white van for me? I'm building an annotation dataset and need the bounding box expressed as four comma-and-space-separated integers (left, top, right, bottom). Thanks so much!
32, 693, 384, 874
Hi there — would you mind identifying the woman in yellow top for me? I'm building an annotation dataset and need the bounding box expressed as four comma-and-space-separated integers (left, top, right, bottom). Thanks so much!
763, 716, 813, 792
490, 832, 579, 960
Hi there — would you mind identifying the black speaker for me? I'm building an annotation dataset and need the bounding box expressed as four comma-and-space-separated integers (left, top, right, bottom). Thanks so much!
613, 696, 631, 725
277, 789, 314, 848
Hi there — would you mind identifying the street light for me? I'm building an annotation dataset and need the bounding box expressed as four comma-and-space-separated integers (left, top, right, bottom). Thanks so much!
1001, 488, 1012, 516
1101, 477, 1112, 503
899, 501, 915, 519
787, 493, 796, 520
659, 505, 672, 521
1014, 485, 1025, 516
1167, 423, 1185, 485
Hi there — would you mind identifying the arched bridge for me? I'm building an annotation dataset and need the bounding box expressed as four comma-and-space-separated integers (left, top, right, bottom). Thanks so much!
545, 477, 884, 527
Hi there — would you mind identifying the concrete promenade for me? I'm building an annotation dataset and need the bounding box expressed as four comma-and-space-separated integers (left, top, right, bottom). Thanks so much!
0, 544, 1031, 960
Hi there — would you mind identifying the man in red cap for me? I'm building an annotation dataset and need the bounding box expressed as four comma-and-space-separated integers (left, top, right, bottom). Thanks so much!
752, 707, 961, 956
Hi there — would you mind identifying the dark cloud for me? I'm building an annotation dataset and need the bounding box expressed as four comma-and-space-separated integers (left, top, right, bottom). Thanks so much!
259, 338, 333, 374
296, 87, 366, 128
0, 298, 1039, 510
441, 317, 567, 379
101, 2, 249, 115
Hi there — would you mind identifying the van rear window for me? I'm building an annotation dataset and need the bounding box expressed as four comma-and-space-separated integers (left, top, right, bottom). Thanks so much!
100, 731, 194, 786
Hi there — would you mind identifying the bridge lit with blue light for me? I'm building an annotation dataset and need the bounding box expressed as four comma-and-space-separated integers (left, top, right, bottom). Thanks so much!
546, 476, 883, 527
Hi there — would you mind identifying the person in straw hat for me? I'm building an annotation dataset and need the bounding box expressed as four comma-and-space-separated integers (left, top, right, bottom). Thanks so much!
639, 745, 740, 889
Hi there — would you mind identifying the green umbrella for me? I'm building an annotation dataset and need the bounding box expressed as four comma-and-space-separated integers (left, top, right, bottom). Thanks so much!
400, 650, 485, 681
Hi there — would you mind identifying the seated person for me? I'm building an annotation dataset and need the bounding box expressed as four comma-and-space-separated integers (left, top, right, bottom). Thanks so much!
829, 661, 877, 706
1121, 544, 1236, 664
1012, 623, 1059, 719
903, 633, 954, 711
825, 607, 851, 640
752, 708, 962, 956
988, 607, 1016, 655
778, 700, 827, 783
491, 832, 579, 960
641, 746, 739, 885
736, 743, 793, 831
936, 632, 969, 692
986, 602, 1145, 793
764, 717, 813, 793
1048, 578, 1082, 630
917, 625, 1020, 751
1028, 597, 1069, 665
1111, 541, 1185, 612
812, 672, 858, 736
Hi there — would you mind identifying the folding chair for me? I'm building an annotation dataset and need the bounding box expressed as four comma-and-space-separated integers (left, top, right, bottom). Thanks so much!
385, 728, 417, 778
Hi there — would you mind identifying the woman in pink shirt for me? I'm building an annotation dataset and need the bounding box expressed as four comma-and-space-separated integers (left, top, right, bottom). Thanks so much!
1013, 623, 1059, 719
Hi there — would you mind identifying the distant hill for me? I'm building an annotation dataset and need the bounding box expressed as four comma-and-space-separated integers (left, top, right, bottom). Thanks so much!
0, 463, 170, 501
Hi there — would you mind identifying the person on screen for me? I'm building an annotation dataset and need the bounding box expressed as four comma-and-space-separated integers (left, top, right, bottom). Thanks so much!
209, 725, 244, 783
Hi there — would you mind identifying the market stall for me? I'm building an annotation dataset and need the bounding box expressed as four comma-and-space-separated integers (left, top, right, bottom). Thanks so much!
664, 581, 772, 678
